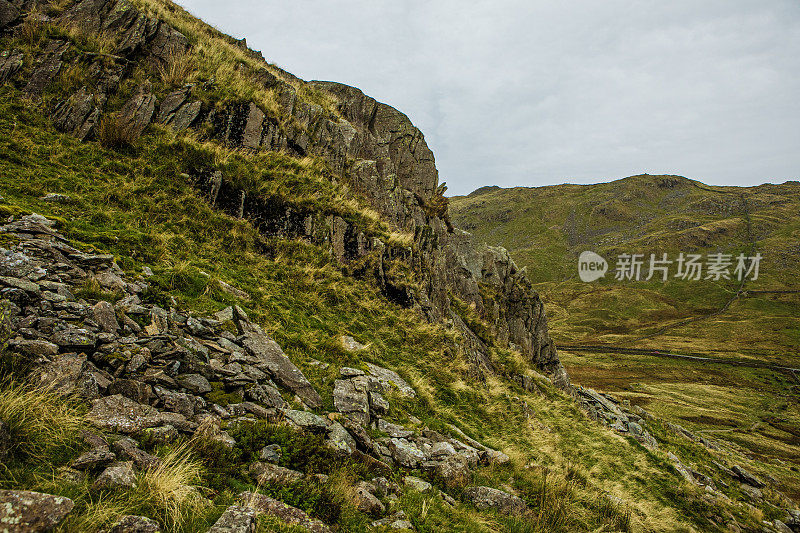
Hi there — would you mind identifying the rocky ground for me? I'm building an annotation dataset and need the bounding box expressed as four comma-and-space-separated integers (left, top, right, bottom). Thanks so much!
0, 213, 531, 532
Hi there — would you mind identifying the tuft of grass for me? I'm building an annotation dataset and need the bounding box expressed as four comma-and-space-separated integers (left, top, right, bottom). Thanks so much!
157, 46, 196, 87
97, 113, 142, 149
134, 444, 208, 528
0, 380, 85, 463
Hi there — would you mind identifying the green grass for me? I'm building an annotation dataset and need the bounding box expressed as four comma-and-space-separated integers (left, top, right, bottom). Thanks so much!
0, 85, 768, 531
451, 176, 800, 499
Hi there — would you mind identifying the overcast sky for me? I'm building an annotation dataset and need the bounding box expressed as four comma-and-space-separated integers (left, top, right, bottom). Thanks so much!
177, 0, 800, 195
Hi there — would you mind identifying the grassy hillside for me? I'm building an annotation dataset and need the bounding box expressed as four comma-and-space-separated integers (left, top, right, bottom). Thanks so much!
451, 175, 800, 499
1, 0, 798, 529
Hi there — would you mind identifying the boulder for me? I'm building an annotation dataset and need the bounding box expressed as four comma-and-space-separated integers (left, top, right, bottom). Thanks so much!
340, 335, 366, 351
326, 421, 356, 455
377, 419, 412, 439
404, 476, 432, 492
108, 515, 162, 533
0, 490, 74, 532
248, 462, 303, 485
365, 363, 416, 397
86, 394, 161, 434
107, 379, 152, 404
71, 447, 116, 470
52, 87, 100, 141
283, 409, 327, 432
463, 486, 528, 515
112, 437, 161, 471
52, 327, 97, 350
118, 92, 157, 138
207, 505, 256, 533
388, 438, 425, 468
434, 455, 470, 485
259, 444, 281, 463
0, 49, 23, 83
93, 462, 137, 491
731, 465, 765, 488
35, 353, 98, 398
93, 300, 119, 333
11, 339, 58, 358
354, 482, 385, 515
244, 383, 286, 409
237, 319, 321, 408
238, 491, 332, 533
333, 379, 370, 425
0, 0, 20, 30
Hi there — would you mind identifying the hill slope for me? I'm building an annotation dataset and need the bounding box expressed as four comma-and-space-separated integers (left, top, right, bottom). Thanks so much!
0, 1, 798, 531
451, 175, 800, 501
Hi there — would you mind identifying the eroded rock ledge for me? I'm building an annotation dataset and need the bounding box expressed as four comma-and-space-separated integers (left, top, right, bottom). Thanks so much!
0, 0, 568, 388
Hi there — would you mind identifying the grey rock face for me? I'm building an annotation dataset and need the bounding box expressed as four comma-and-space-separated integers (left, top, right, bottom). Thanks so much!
112, 438, 161, 471
0, 49, 23, 83
93, 461, 137, 490
249, 462, 303, 485
24, 40, 69, 98
388, 438, 425, 468
366, 363, 416, 398
238, 491, 332, 533
93, 300, 119, 333
238, 319, 321, 408
35, 353, 98, 398
207, 505, 256, 533
118, 92, 157, 138
52, 87, 101, 140
0, 0, 19, 30
463, 486, 528, 515
108, 514, 162, 533
283, 409, 327, 431
326, 421, 356, 455
353, 482, 385, 515
0, 490, 74, 533
259, 444, 282, 463
87, 394, 161, 434
333, 378, 370, 425
71, 447, 116, 470
731, 465, 765, 488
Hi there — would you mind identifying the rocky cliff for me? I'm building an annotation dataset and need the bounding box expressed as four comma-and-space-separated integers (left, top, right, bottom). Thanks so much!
0, 0, 568, 388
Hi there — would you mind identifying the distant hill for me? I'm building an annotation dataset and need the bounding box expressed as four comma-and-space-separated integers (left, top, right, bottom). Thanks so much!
451, 175, 800, 487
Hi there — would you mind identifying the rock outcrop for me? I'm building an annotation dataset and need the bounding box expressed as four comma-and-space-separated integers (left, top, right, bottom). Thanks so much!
0, 0, 569, 388
0, 213, 525, 530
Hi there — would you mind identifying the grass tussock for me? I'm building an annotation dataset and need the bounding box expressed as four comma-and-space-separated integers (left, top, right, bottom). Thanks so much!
157, 46, 196, 87
0, 380, 85, 462
97, 113, 143, 149
134, 444, 208, 527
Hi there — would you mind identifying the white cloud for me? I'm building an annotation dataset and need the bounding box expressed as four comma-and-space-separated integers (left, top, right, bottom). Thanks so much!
177, 0, 800, 194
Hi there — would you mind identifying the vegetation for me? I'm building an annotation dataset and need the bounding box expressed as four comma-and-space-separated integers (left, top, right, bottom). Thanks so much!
450, 176, 800, 500
0, 0, 795, 529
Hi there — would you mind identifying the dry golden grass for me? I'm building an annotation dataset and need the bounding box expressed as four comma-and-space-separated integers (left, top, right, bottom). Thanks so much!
134, 444, 208, 526
0, 380, 84, 461
97, 113, 142, 149
156, 46, 196, 87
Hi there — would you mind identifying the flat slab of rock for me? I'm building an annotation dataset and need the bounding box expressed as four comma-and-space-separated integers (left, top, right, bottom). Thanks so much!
207, 505, 256, 533
87, 394, 161, 434
366, 363, 415, 397
283, 409, 327, 431
93, 462, 137, 491
248, 462, 303, 485
239, 492, 332, 533
0, 490, 74, 532
463, 486, 528, 515
108, 514, 162, 532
